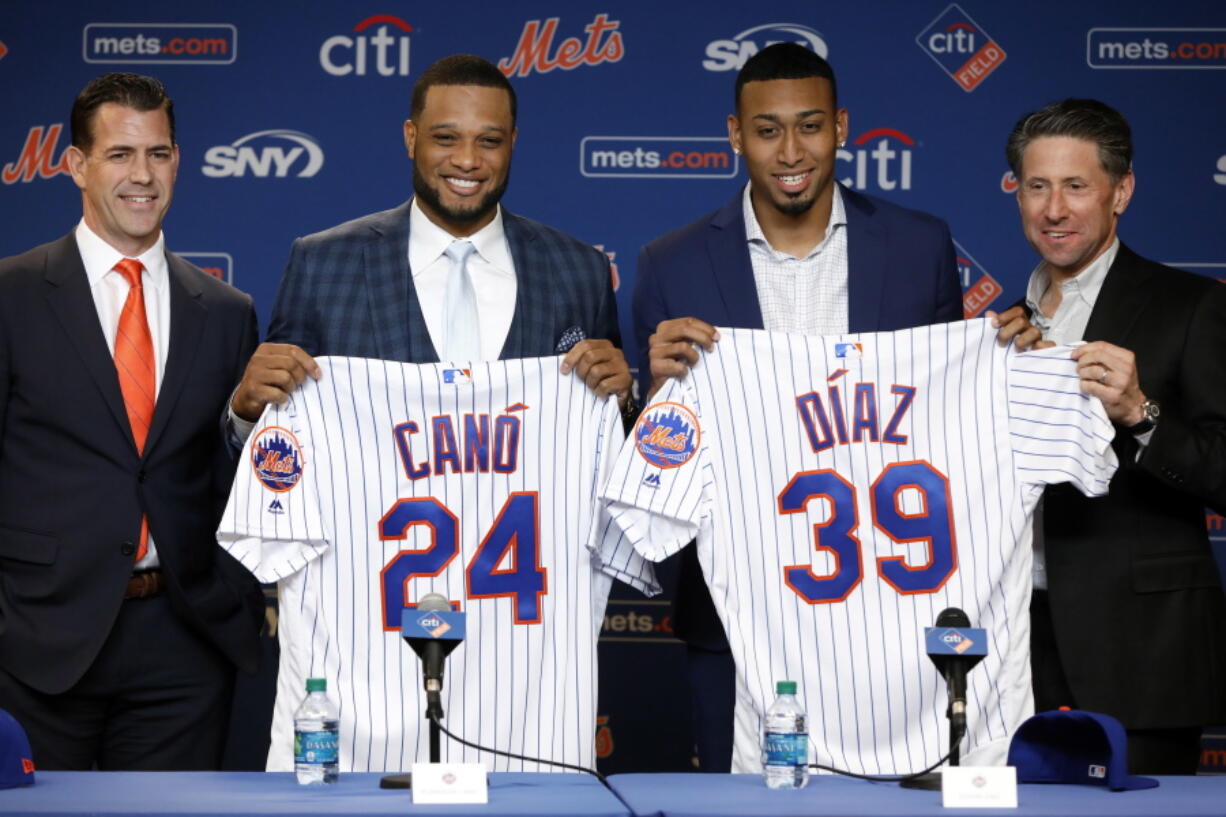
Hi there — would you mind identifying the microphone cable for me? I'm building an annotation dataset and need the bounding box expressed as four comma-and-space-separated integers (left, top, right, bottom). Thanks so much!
427, 712, 607, 784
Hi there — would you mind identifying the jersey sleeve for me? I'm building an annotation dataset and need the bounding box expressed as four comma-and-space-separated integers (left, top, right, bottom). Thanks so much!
216, 390, 331, 582
601, 375, 709, 562
587, 396, 661, 596
1006, 344, 1119, 496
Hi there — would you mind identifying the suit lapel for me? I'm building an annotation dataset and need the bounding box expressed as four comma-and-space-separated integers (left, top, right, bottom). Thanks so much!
364, 202, 437, 362
501, 210, 552, 358
42, 234, 134, 448
144, 253, 205, 456
843, 185, 887, 333
1083, 243, 1154, 345
708, 194, 764, 328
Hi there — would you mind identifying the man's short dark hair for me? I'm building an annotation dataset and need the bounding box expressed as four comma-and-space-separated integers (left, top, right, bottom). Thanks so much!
734, 43, 838, 112
1006, 98, 1133, 183
71, 72, 175, 152
410, 54, 517, 127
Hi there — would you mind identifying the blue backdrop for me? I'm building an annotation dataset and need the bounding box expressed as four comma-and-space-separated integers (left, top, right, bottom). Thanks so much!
2, 0, 1223, 774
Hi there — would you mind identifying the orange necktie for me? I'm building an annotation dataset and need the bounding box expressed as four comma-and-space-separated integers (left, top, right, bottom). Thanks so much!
113, 258, 155, 561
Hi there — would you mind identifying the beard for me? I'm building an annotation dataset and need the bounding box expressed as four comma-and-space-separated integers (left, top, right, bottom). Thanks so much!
772, 190, 817, 216
412, 164, 511, 228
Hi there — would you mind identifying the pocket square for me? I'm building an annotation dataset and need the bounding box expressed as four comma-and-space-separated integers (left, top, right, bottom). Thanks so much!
555, 326, 586, 353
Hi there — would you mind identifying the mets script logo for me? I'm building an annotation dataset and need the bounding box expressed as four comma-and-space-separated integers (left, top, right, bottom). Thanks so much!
251, 427, 304, 492
634, 402, 699, 469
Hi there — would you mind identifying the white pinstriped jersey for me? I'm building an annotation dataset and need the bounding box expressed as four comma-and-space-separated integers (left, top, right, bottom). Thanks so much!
218, 356, 657, 773
603, 320, 1117, 775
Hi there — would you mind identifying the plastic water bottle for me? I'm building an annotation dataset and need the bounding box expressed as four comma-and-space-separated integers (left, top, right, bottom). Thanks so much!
294, 677, 339, 785
763, 680, 809, 789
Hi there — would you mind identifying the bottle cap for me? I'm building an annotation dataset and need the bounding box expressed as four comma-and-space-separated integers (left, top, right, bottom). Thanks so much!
776, 680, 797, 695
306, 677, 327, 692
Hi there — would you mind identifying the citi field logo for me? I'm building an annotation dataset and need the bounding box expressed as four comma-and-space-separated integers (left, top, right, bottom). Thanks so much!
320, 14, 411, 77
837, 128, 915, 191
703, 23, 828, 71
2, 124, 70, 184
498, 14, 624, 77
954, 240, 1003, 319
580, 137, 737, 179
202, 130, 324, 178
83, 23, 236, 65
916, 4, 1006, 91
179, 252, 233, 284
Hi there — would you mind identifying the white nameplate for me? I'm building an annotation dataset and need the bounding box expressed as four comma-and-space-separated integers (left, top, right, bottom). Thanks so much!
410, 762, 488, 804
942, 766, 1018, 808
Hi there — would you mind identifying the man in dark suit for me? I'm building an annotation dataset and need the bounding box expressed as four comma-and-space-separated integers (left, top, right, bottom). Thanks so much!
0, 73, 263, 770
636, 43, 1036, 772
1008, 98, 1226, 774
230, 54, 631, 424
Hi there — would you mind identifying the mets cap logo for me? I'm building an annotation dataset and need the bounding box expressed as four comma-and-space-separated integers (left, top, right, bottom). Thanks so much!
251, 426, 304, 492
634, 402, 700, 469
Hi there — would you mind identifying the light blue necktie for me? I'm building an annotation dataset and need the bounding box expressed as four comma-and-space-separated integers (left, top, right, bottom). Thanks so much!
442, 239, 480, 362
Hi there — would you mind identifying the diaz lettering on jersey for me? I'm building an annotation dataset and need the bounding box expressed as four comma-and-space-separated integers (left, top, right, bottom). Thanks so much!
703, 23, 828, 72
635, 402, 699, 469
202, 130, 324, 178
252, 427, 304, 493
3, 124, 70, 184
915, 4, 1006, 92
498, 13, 623, 77
796, 371, 916, 452
320, 14, 411, 77
392, 407, 524, 479
838, 128, 915, 191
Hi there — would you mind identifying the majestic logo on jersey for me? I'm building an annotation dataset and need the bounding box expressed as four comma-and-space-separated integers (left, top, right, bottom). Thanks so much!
642, 473, 661, 488
267, 497, 285, 515
634, 402, 700, 469
443, 368, 472, 384
252, 427, 304, 492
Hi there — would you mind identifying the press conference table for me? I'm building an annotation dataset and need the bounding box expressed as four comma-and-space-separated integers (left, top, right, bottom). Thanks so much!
3, 771, 1225, 817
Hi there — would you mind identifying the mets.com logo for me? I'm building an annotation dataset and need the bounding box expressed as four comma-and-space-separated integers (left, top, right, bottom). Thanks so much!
634, 402, 699, 469
915, 4, 1006, 91
83, 23, 235, 64
251, 427, 304, 492
1087, 29, 1226, 69
702, 23, 828, 72
580, 137, 737, 179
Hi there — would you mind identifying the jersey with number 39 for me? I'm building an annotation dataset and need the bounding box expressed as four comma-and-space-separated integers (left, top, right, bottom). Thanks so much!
603, 320, 1117, 775
218, 356, 656, 773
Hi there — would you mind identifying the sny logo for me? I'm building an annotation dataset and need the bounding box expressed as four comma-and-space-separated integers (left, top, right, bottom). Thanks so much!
3, 124, 70, 185
703, 22, 828, 72
320, 14, 411, 77
202, 130, 323, 178
954, 240, 1003, 318
915, 4, 1006, 92
498, 14, 623, 77
838, 129, 914, 191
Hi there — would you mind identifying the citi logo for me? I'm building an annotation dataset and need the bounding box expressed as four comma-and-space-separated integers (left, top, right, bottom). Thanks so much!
498, 14, 624, 77
2, 124, 70, 184
202, 130, 324, 178
837, 128, 914, 191
320, 14, 411, 77
703, 23, 828, 72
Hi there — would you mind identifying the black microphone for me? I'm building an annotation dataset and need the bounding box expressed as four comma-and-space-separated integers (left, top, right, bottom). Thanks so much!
404, 593, 464, 721
927, 607, 986, 741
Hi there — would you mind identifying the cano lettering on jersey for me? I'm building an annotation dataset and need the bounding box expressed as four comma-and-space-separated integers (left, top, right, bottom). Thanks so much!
603, 320, 1117, 777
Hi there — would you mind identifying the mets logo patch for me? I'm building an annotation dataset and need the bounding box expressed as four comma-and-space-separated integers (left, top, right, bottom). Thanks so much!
251, 426, 304, 493
634, 402, 700, 469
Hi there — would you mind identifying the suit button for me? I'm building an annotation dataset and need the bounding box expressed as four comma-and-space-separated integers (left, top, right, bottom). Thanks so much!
120, 541, 136, 556
137, 469, 147, 483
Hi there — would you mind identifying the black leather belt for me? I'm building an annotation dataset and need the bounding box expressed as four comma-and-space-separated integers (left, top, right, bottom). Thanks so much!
124, 570, 164, 600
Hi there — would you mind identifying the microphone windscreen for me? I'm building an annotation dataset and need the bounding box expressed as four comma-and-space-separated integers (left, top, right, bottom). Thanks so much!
935, 607, 971, 628
417, 593, 451, 612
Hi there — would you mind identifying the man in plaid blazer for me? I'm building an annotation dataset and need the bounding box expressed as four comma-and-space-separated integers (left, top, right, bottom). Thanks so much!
230, 54, 632, 424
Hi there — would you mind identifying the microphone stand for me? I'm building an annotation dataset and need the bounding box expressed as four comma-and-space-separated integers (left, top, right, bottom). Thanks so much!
900, 704, 964, 790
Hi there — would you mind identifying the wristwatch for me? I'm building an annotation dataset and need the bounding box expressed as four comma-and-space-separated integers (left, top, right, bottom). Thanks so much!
1126, 399, 1160, 435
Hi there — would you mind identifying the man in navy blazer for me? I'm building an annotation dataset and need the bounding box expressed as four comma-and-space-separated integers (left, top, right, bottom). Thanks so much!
231, 54, 632, 423
0, 73, 263, 770
636, 44, 1034, 772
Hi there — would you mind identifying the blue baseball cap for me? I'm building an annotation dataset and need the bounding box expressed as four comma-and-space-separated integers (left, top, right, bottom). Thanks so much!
0, 709, 34, 789
1007, 709, 1158, 791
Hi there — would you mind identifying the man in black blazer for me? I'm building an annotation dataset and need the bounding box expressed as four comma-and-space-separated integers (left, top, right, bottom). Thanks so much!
0, 73, 263, 770
1008, 98, 1226, 774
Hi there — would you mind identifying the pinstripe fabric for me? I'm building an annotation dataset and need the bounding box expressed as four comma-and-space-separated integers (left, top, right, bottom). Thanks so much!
603, 319, 1117, 776
218, 356, 657, 773
265, 201, 620, 363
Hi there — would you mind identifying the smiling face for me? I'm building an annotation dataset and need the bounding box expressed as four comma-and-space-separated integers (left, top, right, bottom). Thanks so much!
404, 84, 517, 237
67, 102, 178, 257
1017, 135, 1134, 280
728, 76, 847, 225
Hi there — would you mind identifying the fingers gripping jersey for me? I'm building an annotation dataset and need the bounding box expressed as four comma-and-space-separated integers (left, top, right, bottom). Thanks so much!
219, 356, 657, 773
603, 320, 1117, 775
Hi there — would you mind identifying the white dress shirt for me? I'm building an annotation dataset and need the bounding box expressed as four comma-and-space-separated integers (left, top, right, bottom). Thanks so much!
76, 220, 170, 569
743, 182, 849, 335
408, 198, 518, 362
